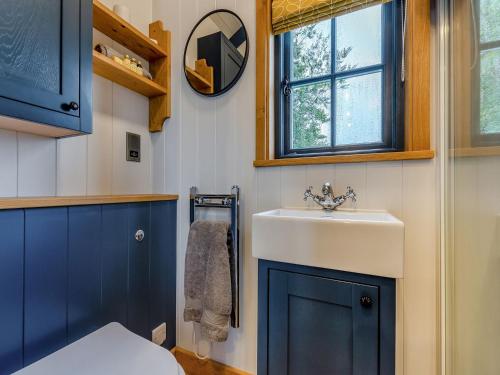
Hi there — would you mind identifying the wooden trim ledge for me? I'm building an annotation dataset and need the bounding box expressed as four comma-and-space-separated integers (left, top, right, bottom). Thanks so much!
254, 150, 435, 167
0, 194, 179, 210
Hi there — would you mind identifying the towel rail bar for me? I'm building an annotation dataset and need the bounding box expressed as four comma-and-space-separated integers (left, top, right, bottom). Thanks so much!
189, 185, 240, 328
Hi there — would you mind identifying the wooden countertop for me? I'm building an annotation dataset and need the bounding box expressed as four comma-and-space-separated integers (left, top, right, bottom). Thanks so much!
0, 194, 178, 210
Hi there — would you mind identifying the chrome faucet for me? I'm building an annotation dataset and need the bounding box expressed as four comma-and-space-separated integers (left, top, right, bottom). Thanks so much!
304, 182, 357, 211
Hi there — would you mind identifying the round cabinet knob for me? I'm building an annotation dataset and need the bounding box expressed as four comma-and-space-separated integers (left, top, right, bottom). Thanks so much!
135, 229, 145, 242
360, 296, 373, 308
63, 102, 79, 111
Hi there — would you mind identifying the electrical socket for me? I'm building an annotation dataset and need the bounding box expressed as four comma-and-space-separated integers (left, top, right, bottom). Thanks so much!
152, 323, 167, 346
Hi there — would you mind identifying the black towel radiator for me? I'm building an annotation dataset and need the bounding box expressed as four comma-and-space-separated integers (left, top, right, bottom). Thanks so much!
189, 185, 240, 328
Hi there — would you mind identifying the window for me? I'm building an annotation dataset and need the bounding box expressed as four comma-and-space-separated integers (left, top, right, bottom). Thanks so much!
472, 0, 500, 146
274, 2, 404, 158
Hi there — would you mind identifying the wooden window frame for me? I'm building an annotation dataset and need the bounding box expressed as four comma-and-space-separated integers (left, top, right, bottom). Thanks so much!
255, 0, 435, 167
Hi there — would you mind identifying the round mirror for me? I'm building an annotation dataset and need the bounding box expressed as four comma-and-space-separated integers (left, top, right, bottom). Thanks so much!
184, 10, 249, 97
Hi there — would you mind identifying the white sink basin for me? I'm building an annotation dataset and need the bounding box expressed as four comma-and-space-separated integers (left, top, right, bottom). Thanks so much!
252, 208, 404, 278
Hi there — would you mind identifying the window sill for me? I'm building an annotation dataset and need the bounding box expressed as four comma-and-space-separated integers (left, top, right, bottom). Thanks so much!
253, 150, 435, 167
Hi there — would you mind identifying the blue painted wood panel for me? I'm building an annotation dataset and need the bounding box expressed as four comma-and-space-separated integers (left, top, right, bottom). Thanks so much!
0, 201, 177, 372
67, 206, 102, 343
24, 208, 68, 366
150, 201, 177, 349
127, 203, 151, 339
259, 260, 395, 375
0, 210, 24, 375
101, 204, 129, 327
0, 0, 93, 134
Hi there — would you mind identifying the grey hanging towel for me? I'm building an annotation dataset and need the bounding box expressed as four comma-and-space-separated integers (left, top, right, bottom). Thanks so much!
184, 220, 232, 342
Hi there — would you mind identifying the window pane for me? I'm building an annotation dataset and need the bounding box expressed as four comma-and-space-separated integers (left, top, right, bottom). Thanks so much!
336, 5, 382, 72
335, 72, 382, 146
291, 81, 331, 149
480, 0, 500, 43
480, 48, 500, 134
291, 20, 331, 80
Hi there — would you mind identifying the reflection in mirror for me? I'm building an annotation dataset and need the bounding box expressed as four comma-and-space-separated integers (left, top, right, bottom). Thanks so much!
184, 10, 248, 96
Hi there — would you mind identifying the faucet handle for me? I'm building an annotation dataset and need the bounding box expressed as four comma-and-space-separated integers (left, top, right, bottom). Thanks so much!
346, 186, 357, 203
304, 186, 314, 201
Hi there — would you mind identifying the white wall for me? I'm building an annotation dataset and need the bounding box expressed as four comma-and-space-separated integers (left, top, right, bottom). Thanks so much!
0, 0, 154, 198
450, 155, 500, 375
153, 0, 439, 374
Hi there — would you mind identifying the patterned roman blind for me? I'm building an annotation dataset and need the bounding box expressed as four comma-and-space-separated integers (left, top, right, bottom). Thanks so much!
272, 0, 393, 34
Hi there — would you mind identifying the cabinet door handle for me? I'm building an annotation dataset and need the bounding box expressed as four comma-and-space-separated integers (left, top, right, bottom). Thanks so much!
63, 101, 79, 111
360, 296, 373, 308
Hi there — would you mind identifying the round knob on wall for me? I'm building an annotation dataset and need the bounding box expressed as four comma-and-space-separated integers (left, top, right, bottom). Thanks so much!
135, 229, 145, 242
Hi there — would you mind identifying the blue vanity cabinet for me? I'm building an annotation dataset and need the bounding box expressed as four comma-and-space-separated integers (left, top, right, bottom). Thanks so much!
258, 260, 396, 375
0, 0, 93, 136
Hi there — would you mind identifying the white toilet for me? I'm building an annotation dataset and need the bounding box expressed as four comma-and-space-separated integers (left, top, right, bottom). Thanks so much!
14, 323, 185, 375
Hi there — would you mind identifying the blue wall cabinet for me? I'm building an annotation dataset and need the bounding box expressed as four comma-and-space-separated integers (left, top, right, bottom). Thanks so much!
0, 0, 92, 136
0, 201, 177, 375
258, 260, 396, 375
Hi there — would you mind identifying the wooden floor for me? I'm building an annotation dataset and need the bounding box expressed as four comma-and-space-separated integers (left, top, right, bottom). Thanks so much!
172, 347, 252, 375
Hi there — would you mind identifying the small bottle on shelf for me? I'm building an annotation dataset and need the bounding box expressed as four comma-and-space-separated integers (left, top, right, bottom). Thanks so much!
136, 61, 144, 76
123, 55, 131, 68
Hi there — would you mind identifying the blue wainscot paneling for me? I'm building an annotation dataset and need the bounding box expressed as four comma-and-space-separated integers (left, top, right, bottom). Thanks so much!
258, 260, 396, 375
127, 203, 151, 339
0, 211, 24, 374
67, 206, 102, 343
0, 201, 177, 375
150, 201, 177, 349
101, 205, 129, 327
24, 208, 69, 366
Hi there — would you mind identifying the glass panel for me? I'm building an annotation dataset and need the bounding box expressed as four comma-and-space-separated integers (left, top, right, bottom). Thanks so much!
480, 48, 500, 134
335, 72, 382, 146
291, 20, 331, 80
448, 1, 500, 373
291, 81, 331, 149
479, 0, 500, 43
335, 5, 382, 72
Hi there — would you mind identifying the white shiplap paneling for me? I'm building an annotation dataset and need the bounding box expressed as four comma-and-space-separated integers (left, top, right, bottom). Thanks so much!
0, 129, 18, 197
0, 0, 155, 198
151, 0, 439, 374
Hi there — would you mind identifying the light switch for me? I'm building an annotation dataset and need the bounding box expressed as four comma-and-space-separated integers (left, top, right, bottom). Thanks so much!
126, 132, 141, 162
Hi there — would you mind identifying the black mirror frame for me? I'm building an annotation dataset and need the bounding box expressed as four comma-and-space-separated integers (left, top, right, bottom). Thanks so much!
183, 9, 249, 97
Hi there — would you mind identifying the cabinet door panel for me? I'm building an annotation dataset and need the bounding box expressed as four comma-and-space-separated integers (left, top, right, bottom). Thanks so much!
24, 208, 68, 366
268, 270, 379, 375
0, 0, 80, 118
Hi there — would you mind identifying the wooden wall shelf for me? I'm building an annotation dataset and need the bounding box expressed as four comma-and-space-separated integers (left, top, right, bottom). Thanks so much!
185, 59, 214, 94
92, 0, 171, 132
185, 67, 211, 89
93, 51, 167, 97
93, 0, 167, 60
